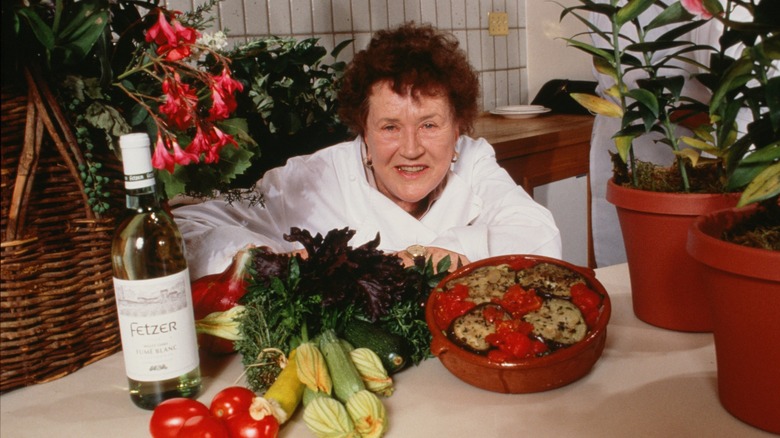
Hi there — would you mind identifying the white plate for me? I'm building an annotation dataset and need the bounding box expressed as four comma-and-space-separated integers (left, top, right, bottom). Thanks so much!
490, 107, 551, 119
492, 105, 547, 113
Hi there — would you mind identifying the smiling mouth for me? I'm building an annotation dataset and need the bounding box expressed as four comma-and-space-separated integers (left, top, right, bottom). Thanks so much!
397, 165, 425, 173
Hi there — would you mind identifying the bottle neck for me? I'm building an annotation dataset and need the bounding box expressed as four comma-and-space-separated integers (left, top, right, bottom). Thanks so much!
125, 184, 162, 211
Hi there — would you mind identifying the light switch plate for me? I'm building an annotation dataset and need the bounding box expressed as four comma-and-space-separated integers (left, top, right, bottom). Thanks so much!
488, 12, 509, 36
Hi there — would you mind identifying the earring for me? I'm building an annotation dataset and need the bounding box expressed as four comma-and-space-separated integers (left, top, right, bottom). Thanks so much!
451, 151, 459, 163
364, 157, 373, 169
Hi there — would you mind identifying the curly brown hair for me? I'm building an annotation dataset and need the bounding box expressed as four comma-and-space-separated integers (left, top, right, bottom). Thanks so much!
337, 22, 480, 137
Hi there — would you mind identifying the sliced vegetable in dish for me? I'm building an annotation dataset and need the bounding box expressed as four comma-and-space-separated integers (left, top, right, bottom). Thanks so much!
431, 261, 606, 363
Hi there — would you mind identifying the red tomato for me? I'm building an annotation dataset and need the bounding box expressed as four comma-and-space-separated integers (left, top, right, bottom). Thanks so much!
224, 411, 280, 438
571, 283, 602, 327
504, 331, 532, 358
498, 285, 542, 318
149, 398, 211, 438
506, 257, 537, 271
433, 284, 475, 329
177, 415, 230, 438
209, 386, 256, 419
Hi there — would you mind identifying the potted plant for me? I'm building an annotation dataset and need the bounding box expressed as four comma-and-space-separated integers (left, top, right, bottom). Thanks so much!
562, 0, 779, 432
682, 1, 779, 432
558, 0, 774, 332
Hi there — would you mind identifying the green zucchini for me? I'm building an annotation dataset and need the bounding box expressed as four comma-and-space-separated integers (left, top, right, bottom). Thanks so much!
319, 329, 365, 403
342, 320, 411, 374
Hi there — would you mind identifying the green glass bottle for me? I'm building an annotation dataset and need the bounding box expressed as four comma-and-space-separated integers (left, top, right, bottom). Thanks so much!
111, 133, 201, 410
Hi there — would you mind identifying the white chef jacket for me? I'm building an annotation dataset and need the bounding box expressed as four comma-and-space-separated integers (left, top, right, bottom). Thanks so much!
174, 135, 562, 279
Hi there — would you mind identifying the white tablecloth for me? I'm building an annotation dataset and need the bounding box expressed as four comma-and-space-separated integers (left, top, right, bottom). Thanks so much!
0, 263, 774, 437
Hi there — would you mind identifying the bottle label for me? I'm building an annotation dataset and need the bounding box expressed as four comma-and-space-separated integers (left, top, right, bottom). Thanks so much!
113, 269, 199, 382
124, 170, 156, 190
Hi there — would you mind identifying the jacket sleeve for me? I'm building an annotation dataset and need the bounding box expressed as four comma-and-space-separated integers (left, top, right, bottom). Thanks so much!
428, 137, 562, 260
173, 167, 300, 279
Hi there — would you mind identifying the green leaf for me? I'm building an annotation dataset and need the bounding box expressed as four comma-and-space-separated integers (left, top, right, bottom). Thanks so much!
760, 34, 780, 60
563, 38, 615, 63
615, 0, 655, 27
740, 143, 780, 165
656, 20, 709, 44
559, 5, 614, 45
767, 76, 780, 130
727, 144, 780, 190
127, 103, 150, 128
627, 88, 659, 117
625, 40, 690, 54
738, 162, 780, 207
16, 8, 55, 50
331, 39, 354, 58
613, 134, 635, 163
710, 58, 754, 114
56, 1, 110, 64
159, 168, 188, 199
645, 2, 693, 30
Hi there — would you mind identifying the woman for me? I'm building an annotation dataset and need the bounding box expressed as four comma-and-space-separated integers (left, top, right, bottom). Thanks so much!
175, 23, 561, 279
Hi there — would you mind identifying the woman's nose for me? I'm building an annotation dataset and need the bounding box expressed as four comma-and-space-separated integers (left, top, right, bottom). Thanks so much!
398, 129, 424, 159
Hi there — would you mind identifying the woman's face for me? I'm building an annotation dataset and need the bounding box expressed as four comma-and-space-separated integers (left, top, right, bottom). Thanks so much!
364, 81, 460, 216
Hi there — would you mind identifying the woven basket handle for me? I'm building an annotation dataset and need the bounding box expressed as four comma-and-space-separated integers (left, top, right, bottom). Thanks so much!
5, 67, 94, 241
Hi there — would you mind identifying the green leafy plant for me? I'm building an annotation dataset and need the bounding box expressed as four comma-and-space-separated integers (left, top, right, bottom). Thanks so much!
3, 0, 257, 208
225, 36, 353, 184
560, 0, 779, 207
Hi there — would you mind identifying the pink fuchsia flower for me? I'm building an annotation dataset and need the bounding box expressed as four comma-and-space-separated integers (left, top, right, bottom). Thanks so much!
145, 10, 199, 61
214, 68, 244, 96
188, 125, 211, 157
203, 126, 238, 163
170, 137, 200, 166
208, 69, 243, 121
681, 0, 715, 19
145, 10, 178, 46
171, 16, 199, 45
159, 73, 198, 130
152, 134, 176, 173
208, 86, 231, 121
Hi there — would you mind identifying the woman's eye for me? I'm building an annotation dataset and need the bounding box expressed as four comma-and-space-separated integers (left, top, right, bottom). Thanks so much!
422, 122, 436, 129
382, 125, 397, 132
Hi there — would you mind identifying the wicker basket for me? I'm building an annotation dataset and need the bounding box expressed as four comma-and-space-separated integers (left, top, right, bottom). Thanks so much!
1, 68, 124, 393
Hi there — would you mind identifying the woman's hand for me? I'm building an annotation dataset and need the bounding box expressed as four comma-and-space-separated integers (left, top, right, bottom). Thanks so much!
395, 246, 469, 271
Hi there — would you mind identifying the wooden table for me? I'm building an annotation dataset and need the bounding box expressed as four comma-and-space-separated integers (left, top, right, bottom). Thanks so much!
473, 113, 594, 196
473, 112, 595, 266
1, 263, 774, 437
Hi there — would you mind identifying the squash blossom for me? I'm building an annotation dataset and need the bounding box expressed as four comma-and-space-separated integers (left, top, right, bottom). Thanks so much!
346, 390, 387, 438
303, 396, 356, 438
194, 305, 245, 340
349, 348, 394, 397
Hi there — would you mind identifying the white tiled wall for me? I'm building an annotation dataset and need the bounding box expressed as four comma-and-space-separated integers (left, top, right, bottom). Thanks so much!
167, 0, 529, 110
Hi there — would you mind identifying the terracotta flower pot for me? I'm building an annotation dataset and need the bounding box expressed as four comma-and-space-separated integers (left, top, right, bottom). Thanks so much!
606, 179, 739, 331
687, 204, 780, 434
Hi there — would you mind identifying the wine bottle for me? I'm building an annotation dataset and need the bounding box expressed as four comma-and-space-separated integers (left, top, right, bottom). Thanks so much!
111, 133, 201, 410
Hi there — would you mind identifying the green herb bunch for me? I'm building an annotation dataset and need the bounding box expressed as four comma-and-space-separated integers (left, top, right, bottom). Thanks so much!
234, 228, 451, 391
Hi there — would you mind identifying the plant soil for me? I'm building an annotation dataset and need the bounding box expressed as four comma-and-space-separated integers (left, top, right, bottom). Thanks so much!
722, 201, 780, 251
611, 153, 727, 194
